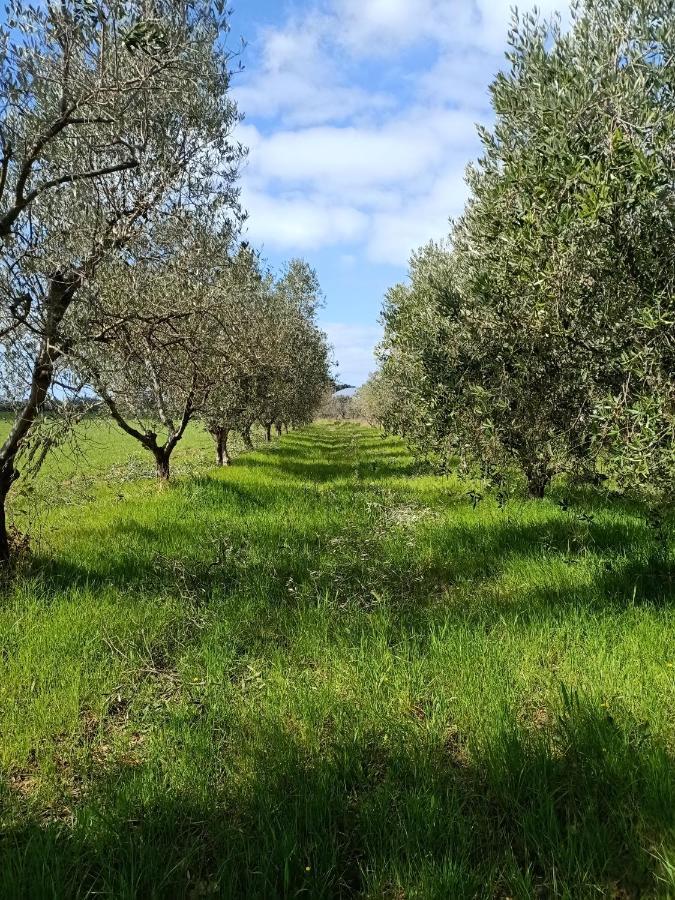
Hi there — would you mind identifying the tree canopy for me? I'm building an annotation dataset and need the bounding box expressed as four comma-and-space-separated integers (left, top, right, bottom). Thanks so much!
0, 0, 333, 559
374, 0, 675, 498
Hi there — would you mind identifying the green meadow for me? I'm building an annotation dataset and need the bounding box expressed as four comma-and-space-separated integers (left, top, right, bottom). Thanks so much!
0, 421, 674, 898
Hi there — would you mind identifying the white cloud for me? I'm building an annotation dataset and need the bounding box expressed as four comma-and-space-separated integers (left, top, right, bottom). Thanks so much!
367, 167, 469, 265
335, 0, 566, 55
335, 0, 441, 52
235, 0, 570, 125
235, 0, 569, 264
322, 322, 383, 385
242, 188, 368, 251
241, 107, 477, 194
233, 0, 570, 382
417, 45, 499, 111
234, 12, 394, 127
237, 102, 479, 258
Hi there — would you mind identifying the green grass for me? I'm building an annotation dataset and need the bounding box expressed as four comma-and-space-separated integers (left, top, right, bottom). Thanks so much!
1, 420, 674, 898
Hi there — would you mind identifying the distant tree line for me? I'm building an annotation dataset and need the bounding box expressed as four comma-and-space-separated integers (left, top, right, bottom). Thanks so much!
366, 0, 674, 499
0, 1, 332, 562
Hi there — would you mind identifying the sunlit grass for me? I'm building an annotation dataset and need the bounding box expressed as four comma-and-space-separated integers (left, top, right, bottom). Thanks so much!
0, 421, 674, 898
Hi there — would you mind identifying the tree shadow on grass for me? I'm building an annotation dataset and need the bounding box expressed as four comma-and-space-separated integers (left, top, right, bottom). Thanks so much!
418, 513, 675, 606
238, 453, 416, 483
13, 418, 674, 617
21, 479, 675, 623
2, 695, 673, 898
242, 428, 415, 482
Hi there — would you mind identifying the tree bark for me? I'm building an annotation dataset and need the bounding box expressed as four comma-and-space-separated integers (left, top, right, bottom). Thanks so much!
275, 423, 282, 437
284, 424, 289, 434
100, 387, 196, 486
154, 448, 171, 481
241, 426, 254, 451
0, 273, 77, 564
0, 505, 10, 563
264, 423, 272, 442
0, 467, 18, 563
525, 465, 550, 499
213, 428, 231, 466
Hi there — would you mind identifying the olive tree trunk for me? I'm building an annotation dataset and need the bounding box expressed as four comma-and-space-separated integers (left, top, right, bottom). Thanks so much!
212, 427, 231, 466
0, 274, 77, 563
0, 471, 17, 563
154, 448, 171, 481
524, 463, 551, 499
100, 390, 194, 487
241, 425, 254, 451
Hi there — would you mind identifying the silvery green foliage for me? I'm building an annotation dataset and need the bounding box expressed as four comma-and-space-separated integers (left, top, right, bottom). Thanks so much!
378, 242, 468, 473
76, 219, 238, 478
266, 260, 333, 429
352, 372, 395, 427
201, 255, 332, 457
0, 0, 243, 553
378, 0, 674, 497
200, 245, 278, 451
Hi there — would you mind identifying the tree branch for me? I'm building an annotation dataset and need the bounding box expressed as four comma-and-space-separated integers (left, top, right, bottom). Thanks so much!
166, 391, 195, 455
98, 387, 154, 449
14, 104, 79, 203
143, 344, 176, 434
25, 158, 139, 204
0, 107, 139, 239
0, 141, 11, 206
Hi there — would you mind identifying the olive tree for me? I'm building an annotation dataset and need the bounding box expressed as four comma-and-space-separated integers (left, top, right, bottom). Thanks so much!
202, 258, 332, 456
258, 260, 332, 436
0, 0, 242, 557
377, 242, 469, 471
80, 224, 238, 480
200, 246, 272, 465
452, 0, 675, 495
378, 0, 675, 498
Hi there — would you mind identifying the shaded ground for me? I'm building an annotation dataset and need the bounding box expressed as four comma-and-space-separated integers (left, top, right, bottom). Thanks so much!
1, 423, 674, 898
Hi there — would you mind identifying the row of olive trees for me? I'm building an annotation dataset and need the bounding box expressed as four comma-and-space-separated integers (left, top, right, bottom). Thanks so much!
0, 0, 332, 562
82, 240, 331, 480
371, 0, 674, 499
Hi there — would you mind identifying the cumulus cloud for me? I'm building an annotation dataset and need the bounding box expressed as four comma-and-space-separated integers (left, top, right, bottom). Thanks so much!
235, 0, 568, 261
232, 0, 569, 383
242, 188, 368, 250
367, 168, 469, 265
241, 108, 477, 192
235, 12, 394, 127
334, 0, 566, 56
239, 104, 479, 260
322, 322, 383, 385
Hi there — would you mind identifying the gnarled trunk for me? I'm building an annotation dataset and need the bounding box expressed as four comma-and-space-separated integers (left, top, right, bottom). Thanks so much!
0, 466, 18, 563
275, 423, 282, 437
0, 274, 76, 564
524, 463, 550, 499
102, 394, 194, 489
154, 448, 171, 481
264, 423, 272, 442
0, 504, 9, 563
213, 428, 231, 466
241, 425, 254, 451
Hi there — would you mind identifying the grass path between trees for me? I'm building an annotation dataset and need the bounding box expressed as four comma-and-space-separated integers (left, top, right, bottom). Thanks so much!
1, 422, 674, 898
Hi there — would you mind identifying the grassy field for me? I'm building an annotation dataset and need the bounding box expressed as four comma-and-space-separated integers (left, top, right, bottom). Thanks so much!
0, 420, 674, 898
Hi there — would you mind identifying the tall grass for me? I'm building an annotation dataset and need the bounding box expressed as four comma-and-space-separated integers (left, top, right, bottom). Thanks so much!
0, 422, 673, 898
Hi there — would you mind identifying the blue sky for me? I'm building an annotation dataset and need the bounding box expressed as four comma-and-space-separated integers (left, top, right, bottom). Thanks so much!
0, 1, 566, 387
228, 0, 567, 386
